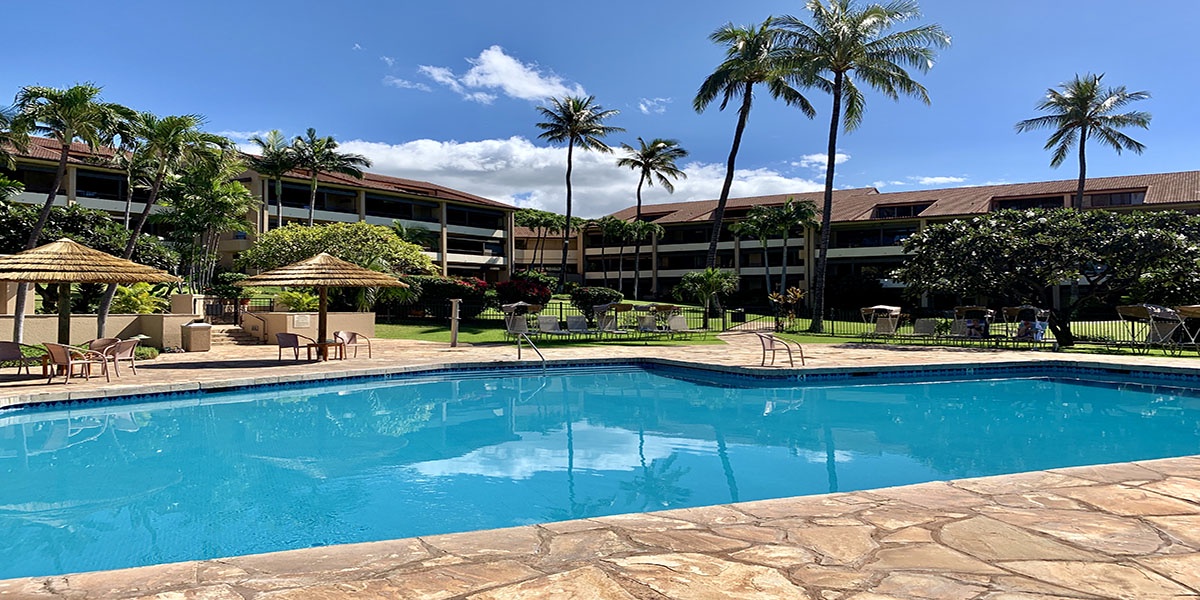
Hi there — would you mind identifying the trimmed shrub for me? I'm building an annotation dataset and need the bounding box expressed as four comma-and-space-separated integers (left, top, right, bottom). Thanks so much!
492, 279, 552, 308
569, 286, 623, 321
512, 269, 558, 289
401, 275, 489, 319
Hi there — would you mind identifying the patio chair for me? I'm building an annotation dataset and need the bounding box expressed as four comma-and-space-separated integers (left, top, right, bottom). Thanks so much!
101, 338, 140, 377
900, 318, 939, 343
0, 341, 42, 375
666, 315, 706, 339
536, 316, 572, 339
860, 305, 900, 340
1116, 304, 1184, 354
636, 315, 663, 337
85, 337, 120, 352
504, 313, 538, 341
44, 342, 109, 384
596, 314, 628, 338
754, 332, 805, 367
334, 330, 372, 358
564, 315, 599, 338
276, 332, 316, 360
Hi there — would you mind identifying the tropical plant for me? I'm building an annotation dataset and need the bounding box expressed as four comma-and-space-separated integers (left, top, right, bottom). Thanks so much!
111, 282, 169, 314
10, 83, 135, 341
108, 111, 151, 229
767, 286, 806, 331
491, 279, 552, 307
535, 96, 623, 290
398, 274, 489, 319
770, 198, 819, 294
238, 221, 436, 274
672, 268, 739, 329
0, 176, 22, 201
729, 211, 775, 295
616, 137, 687, 297
247, 129, 299, 230
392, 220, 438, 250
776, 0, 949, 333
514, 208, 562, 270
205, 271, 251, 300
627, 219, 664, 297
0, 104, 29, 170
290, 128, 371, 226
694, 18, 814, 270
96, 113, 234, 336
275, 290, 319, 312
1015, 73, 1151, 209
569, 286, 623, 324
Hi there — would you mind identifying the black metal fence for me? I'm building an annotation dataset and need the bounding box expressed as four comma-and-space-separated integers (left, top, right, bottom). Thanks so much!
202, 298, 274, 325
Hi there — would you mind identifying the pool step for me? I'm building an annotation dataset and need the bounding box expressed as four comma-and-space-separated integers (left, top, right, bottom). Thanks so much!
210, 326, 265, 346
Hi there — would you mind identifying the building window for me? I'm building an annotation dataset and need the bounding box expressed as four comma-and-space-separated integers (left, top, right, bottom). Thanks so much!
993, 196, 1063, 211
447, 235, 506, 257
1086, 191, 1145, 207
365, 194, 440, 222
446, 207, 505, 230
268, 183, 357, 213
3, 165, 59, 195
833, 227, 915, 248
873, 202, 932, 219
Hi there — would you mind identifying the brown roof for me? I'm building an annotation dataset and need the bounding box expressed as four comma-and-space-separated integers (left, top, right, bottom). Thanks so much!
10, 136, 513, 212
608, 188, 879, 224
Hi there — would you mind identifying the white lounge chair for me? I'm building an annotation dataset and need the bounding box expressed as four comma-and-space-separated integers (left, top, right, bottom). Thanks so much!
666, 315, 705, 339
565, 315, 599, 338
536, 316, 572, 338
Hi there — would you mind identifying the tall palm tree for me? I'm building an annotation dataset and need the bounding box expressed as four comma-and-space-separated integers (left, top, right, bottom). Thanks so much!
594, 216, 620, 287
290, 128, 371, 226
627, 220, 664, 297
616, 138, 687, 299
247, 130, 300, 230
1015, 73, 1151, 209
10, 83, 134, 342
777, 0, 949, 332
535, 96, 623, 291
729, 209, 774, 295
97, 113, 234, 336
694, 19, 815, 270
108, 111, 150, 229
771, 198, 819, 294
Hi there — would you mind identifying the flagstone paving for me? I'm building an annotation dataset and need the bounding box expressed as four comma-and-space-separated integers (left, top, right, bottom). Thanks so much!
1, 335, 1199, 598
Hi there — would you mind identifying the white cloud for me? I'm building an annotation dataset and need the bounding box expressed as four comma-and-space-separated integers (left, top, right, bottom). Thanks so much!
382, 76, 431, 92
215, 129, 271, 142
638, 97, 671, 115
380, 55, 395, 67
340, 136, 826, 218
793, 152, 850, 170
912, 175, 966, 185
420, 45, 585, 103
352, 43, 363, 51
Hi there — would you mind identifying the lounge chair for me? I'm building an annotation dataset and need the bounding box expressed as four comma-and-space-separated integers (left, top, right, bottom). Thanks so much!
754, 332, 805, 367
44, 342, 109, 384
860, 305, 901, 340
101, 338, 140, 377
1116, 304, 1184, 354
565, 315, 599, 338
596, 314, 628, 338
666, 315, 705, 339
636, 315, 662, 337
504, 314, 538, 341
0, 341, 42, 375
536, 316, 572, 339
900, 318, 939, 343
334, 330, 372, 358
276, 332, 316, 360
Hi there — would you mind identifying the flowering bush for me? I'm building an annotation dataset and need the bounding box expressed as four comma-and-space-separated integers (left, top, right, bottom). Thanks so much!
400, 275, 489, 319
492, 279, 552, 307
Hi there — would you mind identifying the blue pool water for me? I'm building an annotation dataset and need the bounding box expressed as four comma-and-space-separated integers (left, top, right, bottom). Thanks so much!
2, 364, 1199, 579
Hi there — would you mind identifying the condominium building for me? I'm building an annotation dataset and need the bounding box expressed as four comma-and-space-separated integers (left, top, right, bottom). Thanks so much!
2, 137, 516, 281
530, 170, 1200, 304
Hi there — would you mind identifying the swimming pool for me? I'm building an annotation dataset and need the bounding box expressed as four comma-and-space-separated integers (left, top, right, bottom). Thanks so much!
2, 362, 1199, 579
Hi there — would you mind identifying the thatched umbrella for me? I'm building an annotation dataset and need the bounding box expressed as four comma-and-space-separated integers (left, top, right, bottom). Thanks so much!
0, 238, 181, 343
235, 253, 407, 358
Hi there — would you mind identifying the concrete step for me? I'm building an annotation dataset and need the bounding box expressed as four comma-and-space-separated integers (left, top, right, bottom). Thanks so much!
210, 327, 266, 345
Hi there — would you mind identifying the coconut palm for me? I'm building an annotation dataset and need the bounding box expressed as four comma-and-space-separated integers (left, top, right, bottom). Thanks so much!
0, 104, 29, 170
290, 128, 372, 226
535, 96, 623, 291
108, 111, 151, 229
10, 83, 135, 342
1015, 73, 1151, 209
776, 0, 949, 332
593, 216, 620, 287
97, 113, 234, 336
771, 198, 819, 294
627, 219, 665, 296
694, 19, 815, 271
616, 138, 687, 298
729, 211, 774, 295
673, 267, 739, 329
247, 130, 300, 230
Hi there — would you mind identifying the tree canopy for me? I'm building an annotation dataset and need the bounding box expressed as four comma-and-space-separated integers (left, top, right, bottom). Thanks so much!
238, 222, 437, 275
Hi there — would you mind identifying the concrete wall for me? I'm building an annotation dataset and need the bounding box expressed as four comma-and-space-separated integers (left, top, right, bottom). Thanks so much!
0, 313, 196, 348
253, 312, 376, 343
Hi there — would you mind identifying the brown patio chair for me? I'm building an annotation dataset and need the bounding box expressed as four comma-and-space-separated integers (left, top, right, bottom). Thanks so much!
102, 338, 140, 377
276, 332, 316, 360
334, 330, 372, 358
85, 337, 120, 352
0, 341, 42, 375
44, 342, 109, 384
754, 332, 805, 367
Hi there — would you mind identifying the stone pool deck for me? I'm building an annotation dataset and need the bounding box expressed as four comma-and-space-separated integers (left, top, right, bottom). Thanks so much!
1, 335, 1199, 598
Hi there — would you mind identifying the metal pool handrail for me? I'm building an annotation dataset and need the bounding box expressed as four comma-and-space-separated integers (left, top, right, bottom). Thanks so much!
516, 333, 545, 370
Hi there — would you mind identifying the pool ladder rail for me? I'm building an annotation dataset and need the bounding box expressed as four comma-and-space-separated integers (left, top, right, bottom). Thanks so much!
516, 333, 546, 370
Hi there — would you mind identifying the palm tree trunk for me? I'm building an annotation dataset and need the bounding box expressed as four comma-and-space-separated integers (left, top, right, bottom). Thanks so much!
307, 174, 318, 226
707, 82, 754, 269
97, 174, 164, 337
558, 141, 575, 292
122, 171, 134, 229
633, 175, 645, 299
275, 177, 284, 229
13, 143, 72, 342
1074, 125, 1087, 210
761, 237, 772, 297
810, 72, 844, 334
617, 244, 626, 295
779, 230, 790, 295
600, 231, 609, 287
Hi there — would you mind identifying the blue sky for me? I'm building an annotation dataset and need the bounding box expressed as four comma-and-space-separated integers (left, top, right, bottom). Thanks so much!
5, 0, 1197, 217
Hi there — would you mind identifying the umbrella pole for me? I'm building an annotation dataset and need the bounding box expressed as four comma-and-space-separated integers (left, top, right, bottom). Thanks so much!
318, 286, 328, 359
57, 282, 71, 344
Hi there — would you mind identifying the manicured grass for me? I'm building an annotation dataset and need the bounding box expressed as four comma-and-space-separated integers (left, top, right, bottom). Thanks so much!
374, 322, 724, 346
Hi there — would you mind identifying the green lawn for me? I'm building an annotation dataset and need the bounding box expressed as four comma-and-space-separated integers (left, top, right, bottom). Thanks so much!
374, 322, 724, 346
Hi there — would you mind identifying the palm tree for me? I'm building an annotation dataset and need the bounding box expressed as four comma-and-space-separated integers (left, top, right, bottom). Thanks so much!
776, 0, 949, 332
673, 267, 739, 329
535, 96, 623, 291
593, 216, 620, 287
616, 138, 687, 298
290, 128, 372, 226
729, 210, 774, 296
10, 83, 134, 342
247, 130, 300, 230
1015, 73, 1151, 209
108, 111, 150, 229
694, 19, 815, 271
627, 220, 664, 297
0, 104, 30, 170
391, 220, 438, 250
97, 113, 234, 336
771, 198, 819, 294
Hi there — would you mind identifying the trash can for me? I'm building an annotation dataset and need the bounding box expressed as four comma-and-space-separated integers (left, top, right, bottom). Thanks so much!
731, 309, 746, 323
181, 321, 213, 352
